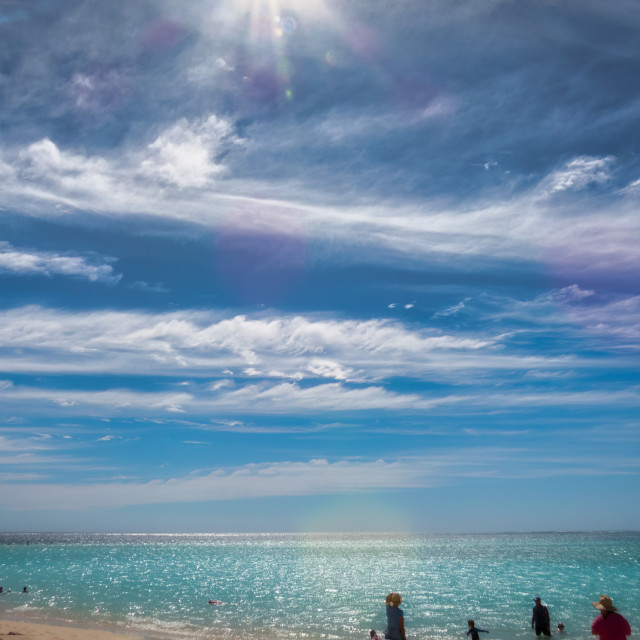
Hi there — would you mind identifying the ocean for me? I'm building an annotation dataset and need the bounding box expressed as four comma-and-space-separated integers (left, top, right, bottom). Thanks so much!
0, 533, 638, 640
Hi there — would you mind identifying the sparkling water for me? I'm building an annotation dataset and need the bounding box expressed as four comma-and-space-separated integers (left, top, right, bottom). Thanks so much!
0, 533, 637, 640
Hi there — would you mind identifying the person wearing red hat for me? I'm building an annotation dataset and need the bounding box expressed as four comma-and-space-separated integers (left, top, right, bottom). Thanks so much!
592, 595, 631, 640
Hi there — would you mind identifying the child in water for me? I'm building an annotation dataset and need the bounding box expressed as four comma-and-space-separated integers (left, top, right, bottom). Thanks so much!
467, 620, 489, 640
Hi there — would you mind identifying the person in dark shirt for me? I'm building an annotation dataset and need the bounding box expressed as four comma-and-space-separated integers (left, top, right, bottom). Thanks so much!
385, 593, 406, 640
467, 620, 489, 640
532, 597, 551, 636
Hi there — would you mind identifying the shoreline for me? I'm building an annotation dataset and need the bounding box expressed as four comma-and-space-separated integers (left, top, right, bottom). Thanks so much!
0, 616, 181, 640
0, 618, 141, 640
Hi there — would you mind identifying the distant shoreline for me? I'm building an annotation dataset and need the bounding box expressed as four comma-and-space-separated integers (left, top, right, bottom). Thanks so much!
2, 529, 639, 537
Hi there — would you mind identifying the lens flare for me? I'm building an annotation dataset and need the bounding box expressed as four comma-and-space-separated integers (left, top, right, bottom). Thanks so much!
215, 223, 308, 305
280, 15, 298, 34
140, 19, 188, 54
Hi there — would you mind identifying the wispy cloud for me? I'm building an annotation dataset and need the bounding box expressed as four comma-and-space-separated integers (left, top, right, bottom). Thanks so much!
0, 456, 453, 509
1, 131, 639, 278
0, 472, 46, 482
0, 306, 505, 381
563, 294, 640, 344
500, 286, 640, 347
0, 241, 121, 283
1, 286, 638, 395
128, 281, 169, 293
432, 298, 471, 318
0, 433, 55, 453
543, 156, 615, 193
2, 378, 639, 419
1, 448, 637, 511
0, 432, 88, 474
550, 285, 595, 303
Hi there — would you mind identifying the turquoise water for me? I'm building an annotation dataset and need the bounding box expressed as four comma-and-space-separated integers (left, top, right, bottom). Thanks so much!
0, 533, 638, 640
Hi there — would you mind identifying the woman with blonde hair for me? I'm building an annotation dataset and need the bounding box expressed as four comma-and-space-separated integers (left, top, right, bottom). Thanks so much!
385, 593, 406, 640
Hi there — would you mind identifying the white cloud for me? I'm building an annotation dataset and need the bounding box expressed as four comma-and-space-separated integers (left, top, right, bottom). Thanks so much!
0, 306, 506, 382
565, 294, 640, 343
204, 381, 425, 412
3, 115, 240, 221
128, 281, 169, 293
139, 115, 238, 188
432, 298, 470, 318
53, 398, 79, 407
0, 433, 89, 471
1, 293, 637, 417
0, 434, 54, 453
620, 177, 640, 193
307, 358, 353, 381
0, 241, 121, 283
0, 456, 435, 509
0, 156, 16, 180
420, 95, 458, 119
19, 138, 111, 182
1, 448, 636, 511
0, 472, 47, 481
2, 377, 639, 419
511, 287, 640, 346
215, 57, 235, 71
1, 129, 638, 278
544, 155, 615, 193
551, 284, 595, 303
0, 380, 422, 414
0, 384, 193, 414
192, 418, 345, 434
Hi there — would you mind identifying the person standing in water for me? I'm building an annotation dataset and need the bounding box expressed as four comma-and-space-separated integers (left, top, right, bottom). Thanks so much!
532, 597, 551, 637
385, 593, 406, 640
467, 620, 489, 640
591, 595, 631, 640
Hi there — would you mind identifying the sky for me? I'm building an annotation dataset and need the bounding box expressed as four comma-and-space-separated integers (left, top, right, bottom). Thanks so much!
0, 0, 639, 533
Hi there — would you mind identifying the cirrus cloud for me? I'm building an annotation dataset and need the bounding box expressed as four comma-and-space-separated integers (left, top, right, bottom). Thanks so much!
0, 241, 121, 283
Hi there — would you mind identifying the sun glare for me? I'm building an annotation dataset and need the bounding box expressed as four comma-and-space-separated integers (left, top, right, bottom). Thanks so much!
206, 0, 335, 107
229, 0, 333, 42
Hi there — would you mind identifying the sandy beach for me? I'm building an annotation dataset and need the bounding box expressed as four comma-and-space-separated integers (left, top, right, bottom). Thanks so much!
0, 619, 140, 640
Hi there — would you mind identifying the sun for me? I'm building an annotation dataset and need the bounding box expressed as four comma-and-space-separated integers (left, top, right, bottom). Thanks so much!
226, 0, 333, 41
207, 0, 336, 106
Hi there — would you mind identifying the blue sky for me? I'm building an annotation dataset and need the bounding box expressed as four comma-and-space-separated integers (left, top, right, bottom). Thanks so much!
0, 0, 639, 533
